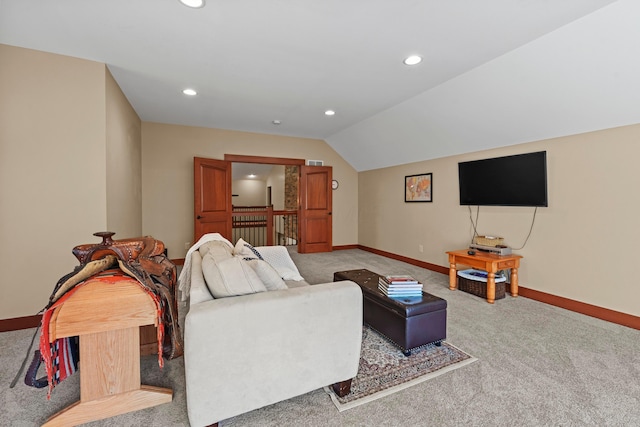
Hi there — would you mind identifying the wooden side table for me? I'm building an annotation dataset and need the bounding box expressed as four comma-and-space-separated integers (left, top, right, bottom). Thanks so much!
43, 275, 172, 426
446, 249, 523, 304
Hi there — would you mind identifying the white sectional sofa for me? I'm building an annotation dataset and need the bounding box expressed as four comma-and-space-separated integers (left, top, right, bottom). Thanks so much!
178, 234, 363, 427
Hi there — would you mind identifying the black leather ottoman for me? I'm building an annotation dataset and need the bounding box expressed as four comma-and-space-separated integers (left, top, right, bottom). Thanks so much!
334, 269, 447, 356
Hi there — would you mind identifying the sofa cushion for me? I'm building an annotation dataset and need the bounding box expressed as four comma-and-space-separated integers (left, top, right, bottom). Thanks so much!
284, 280, 310, 289
277, 267, 305, 281
202, 254, 267, 298
234, 238, 264, 260
255, 246, 305, 281
243, 258, 288, 291
189, 252, 215, 305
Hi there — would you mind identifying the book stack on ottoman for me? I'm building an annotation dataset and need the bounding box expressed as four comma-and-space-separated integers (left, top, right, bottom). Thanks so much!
334, 269, 447, 356
378, 275, 423, 298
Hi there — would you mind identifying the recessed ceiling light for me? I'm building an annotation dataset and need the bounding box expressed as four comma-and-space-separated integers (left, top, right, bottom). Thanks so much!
179, 0, 205, 8
324, 110, 336, 116
403, 55, 422, 66
182, 88, 197, 96
272, 120, 282, 125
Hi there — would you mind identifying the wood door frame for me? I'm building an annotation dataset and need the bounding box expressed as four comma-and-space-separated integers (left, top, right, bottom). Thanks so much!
224, 154, 305, 167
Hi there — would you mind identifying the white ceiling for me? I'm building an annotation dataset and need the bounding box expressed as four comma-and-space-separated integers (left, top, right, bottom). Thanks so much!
232, 163, 275, 181
2, 0, 638, 171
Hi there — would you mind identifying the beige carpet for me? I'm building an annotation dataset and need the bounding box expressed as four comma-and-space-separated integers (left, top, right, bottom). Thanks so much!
325, 326, 477, 411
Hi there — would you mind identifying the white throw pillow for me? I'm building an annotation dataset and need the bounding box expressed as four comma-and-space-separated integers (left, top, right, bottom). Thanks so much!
202, 254, 267, 298
199, 240, 233, 258
243, 258, 288, 291
275, 266, 305, 281
233, 238, 264, 260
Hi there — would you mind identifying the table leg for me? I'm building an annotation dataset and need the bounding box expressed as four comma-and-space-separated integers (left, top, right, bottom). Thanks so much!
510, 268, 519, 297
449, 262, 457, 291
43, 327, 172, 426
486, 272, 496, 304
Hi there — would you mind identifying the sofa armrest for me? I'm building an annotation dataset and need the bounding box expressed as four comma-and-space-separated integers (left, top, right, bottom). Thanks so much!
184, 280, 362, 427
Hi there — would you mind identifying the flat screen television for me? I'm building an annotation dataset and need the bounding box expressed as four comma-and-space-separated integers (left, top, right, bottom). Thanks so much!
458, 151, 548, 207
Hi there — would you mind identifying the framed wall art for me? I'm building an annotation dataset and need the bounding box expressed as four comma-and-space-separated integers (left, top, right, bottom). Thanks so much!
405, 173, 432, 202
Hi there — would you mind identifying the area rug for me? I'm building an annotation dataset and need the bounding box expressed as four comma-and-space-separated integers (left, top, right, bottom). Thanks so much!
325, 326, 477, 411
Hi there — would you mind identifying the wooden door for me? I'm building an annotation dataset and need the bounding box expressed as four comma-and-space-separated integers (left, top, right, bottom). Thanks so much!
298, 165, 332, 253
194, 157, 232, 242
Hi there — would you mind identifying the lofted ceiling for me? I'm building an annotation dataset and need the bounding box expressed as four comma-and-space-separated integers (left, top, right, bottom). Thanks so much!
2, 0, 639, 171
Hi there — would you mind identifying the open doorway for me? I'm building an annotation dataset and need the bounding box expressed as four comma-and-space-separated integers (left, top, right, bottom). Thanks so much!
231, 162, 299, 247
194, 154, 333, 253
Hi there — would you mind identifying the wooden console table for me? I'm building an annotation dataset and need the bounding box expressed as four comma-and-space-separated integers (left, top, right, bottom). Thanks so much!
42, 274, 172, 426
446, 249, 523, 304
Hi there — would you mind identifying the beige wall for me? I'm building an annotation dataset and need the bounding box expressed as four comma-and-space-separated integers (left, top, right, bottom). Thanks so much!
0, 45, 141, 319
0, 45, 108, 318
105, 69, 142, 237
232, 179, 266, 206
359, 124, 640, 317
141, 122, 358, 258
266, 165, 285, 210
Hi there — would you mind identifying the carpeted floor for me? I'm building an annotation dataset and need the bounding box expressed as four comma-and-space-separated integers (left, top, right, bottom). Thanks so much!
2, 248, 640, 426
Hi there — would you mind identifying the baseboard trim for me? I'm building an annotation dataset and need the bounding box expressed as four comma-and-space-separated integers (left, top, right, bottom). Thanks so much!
517, 287, 640, 330
357, 244, 639, 331
0, 314, 40, 332
333, 244, 359, 251
357, 245, 449, 275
